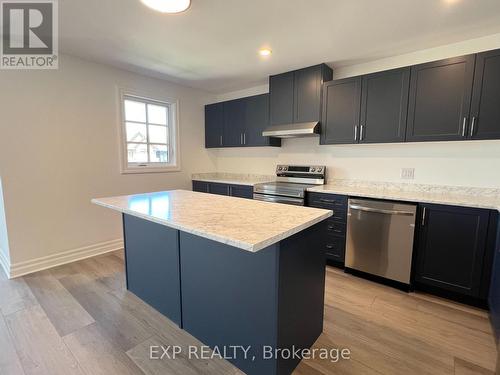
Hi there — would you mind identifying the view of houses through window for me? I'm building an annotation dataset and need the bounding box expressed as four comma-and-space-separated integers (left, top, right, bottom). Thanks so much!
123, 95, 171, 167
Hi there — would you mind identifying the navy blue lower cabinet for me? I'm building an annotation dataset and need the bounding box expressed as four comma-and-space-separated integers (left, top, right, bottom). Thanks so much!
414, 204, 493, 301
306, 192, 348, 265
208, 182, 230, 196
229, 184, 253, 199
122, 214, 182, 326
489, 218, 500, 343
192, 180, 253, 200
179, 222, 326, 375
192, 180, 209, 193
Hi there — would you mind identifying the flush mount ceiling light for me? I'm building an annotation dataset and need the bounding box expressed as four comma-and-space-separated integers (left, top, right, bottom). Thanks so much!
140, 0, 191, 13
258, 48, 272, 57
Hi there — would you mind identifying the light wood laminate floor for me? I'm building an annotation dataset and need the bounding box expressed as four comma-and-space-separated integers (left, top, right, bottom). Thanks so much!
0, 251, 497, 375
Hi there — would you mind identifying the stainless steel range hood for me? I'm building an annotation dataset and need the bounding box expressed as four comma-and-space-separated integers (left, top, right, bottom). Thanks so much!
262, 121, 320, 138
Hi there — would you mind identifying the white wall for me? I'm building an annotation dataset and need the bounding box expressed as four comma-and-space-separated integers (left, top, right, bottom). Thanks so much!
0, 177, 10, 275
211, 33, 500, 188
0, 54, 216, 269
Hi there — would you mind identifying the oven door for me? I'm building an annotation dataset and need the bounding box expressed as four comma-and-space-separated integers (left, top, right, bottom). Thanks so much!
253, 193, 304, 206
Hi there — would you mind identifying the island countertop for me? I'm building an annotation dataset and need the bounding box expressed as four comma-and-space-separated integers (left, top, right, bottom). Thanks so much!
92, 190, 332, 252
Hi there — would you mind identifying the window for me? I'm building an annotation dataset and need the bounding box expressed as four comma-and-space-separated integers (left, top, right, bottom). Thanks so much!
120, 92, 179, 173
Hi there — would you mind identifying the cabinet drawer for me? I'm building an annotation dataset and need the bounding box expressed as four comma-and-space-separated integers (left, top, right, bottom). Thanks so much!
329, 209, 347, 223
326, 221, 347, 237
307, 192, 347, 210
325, 237, 346, 262
192, 180, 209, 193
208, 183, 230, 196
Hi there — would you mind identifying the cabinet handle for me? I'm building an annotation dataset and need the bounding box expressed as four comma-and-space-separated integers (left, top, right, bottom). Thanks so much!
462, 117, 467, 137
326, 244, 334, 250
220, 135, 223, 146
243, 133, 246, 145
240, 133, 243, 145
421, 207, 426, 226
360, 125, 364, 141
319, 198, 335, 203
470, 117, 476, 137
354, 125, 358, 141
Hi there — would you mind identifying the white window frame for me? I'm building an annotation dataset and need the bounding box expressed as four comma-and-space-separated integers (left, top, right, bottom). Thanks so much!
118, 89, 181, 174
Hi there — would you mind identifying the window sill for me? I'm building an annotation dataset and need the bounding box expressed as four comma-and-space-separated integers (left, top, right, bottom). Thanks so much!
121, 165, 181, 174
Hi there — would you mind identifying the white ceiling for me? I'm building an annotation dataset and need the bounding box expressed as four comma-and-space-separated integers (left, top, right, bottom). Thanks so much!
60, 0, 500, 93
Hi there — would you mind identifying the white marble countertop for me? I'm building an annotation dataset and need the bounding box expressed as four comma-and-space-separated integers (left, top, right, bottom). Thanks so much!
191, 173, 274, 186
92, 190, 332, 252
308, 183, 500, 211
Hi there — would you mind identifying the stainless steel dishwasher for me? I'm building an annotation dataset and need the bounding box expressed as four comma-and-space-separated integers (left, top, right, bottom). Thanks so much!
345, 198, 417, 285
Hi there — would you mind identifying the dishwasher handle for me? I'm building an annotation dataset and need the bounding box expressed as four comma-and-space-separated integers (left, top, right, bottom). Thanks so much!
349, 204, 415, 216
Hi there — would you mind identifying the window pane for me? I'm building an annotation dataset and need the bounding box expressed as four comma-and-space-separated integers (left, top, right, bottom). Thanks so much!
127, 143, 148, 163
149, 125, 167, 144
150, 144, 169, 163
148, 104, 167, 125
126, 122, 147, 143
124, 100, 146, 122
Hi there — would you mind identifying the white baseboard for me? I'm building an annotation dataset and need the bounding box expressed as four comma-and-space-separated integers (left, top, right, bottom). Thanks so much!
0, 248, 10, 279
8, 238, 124, 279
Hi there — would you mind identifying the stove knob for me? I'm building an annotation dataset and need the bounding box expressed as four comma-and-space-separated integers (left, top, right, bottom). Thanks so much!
278, 166, 282, 171
311, 168, 316, 172
283, 167, 288, 171
317, 167, 323, 172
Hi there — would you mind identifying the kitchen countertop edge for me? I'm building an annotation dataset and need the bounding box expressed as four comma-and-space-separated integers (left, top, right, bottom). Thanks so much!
91, 196, 332, 252
307, 185, 500, 212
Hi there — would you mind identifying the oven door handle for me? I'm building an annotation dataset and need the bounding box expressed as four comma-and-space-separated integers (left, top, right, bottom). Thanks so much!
253, 194, 304, 205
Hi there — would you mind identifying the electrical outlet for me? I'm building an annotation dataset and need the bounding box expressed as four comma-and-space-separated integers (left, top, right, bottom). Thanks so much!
401, 168, 415, 180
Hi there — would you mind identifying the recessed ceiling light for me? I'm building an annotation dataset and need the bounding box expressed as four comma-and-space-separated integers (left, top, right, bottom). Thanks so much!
259, 48, 272, 57
140, 0, 191, 13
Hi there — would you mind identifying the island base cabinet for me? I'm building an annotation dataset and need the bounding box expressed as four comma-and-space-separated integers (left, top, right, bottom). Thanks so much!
122, 214, 182, 327
179, 223, 326, 375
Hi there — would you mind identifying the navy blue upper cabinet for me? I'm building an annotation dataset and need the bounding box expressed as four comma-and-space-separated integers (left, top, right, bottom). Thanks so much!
470, 49, 500, 140
245, 94, 281, 147
415, 204, 492, 298
270, 64, 333, 126
269, 71, 295, 125
205, 103, 223, 148
321, 77, 362, 145
204, 94, 280, 148
360, 68, 410, 143
406, 55, 476, 142
223, 98, 246, 147
321, 68, 410, 145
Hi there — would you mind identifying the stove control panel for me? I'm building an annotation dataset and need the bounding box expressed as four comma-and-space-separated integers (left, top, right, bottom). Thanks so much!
276, 165, 326, 175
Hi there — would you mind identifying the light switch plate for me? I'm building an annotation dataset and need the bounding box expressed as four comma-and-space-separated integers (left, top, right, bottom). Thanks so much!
401, 168, 415, 180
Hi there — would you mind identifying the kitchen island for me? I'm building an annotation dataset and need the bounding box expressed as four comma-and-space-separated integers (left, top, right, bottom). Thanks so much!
92, 190, 332, 375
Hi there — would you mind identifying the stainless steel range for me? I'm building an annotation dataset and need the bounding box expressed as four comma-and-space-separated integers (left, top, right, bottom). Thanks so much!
253, 165, 326, 205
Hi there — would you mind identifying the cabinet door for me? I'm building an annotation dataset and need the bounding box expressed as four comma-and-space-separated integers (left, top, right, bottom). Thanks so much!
208, 183, 230, 196
223, 99, 246, 147
192, 180, 209, 193
269, 72, 294, 125
406, 56, 475, 142
415, 204, 490, 297
229, 184, 253, 199
294, 65, 322, 123
360, 68, 410, 143
205, 103, 223, 148
470, 49, 500, 140
244, 94, 280, 147
489, 219, 500, 341
320, 78, 362, 145
123, 215, 182, 326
